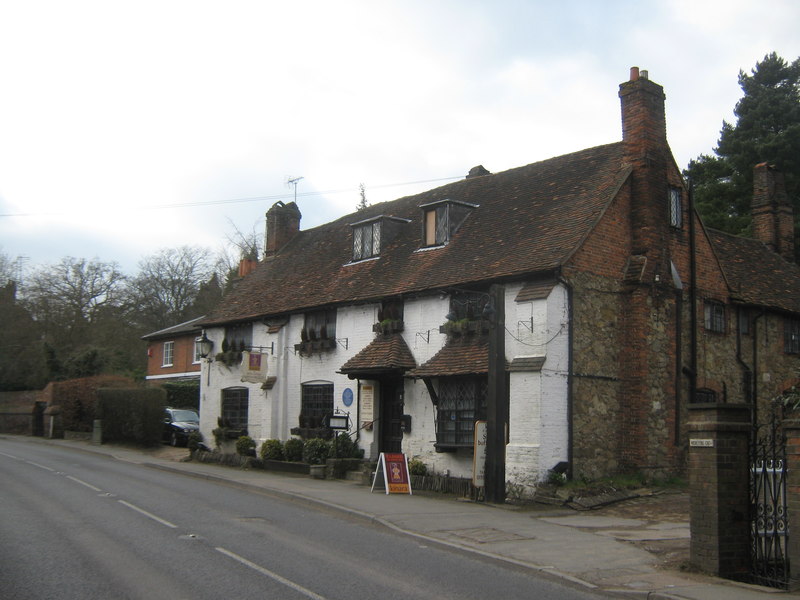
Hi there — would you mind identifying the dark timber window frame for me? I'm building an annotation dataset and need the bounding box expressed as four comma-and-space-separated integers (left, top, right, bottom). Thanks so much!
224, 322, 253, 352
221, 387, 249, 432
785, 318, 800, 354
420, 199, 478, 247
704, 300, 726, 334
352, 218, 382, 261
668, 186, 682, 229
302, 308, 337, 342
434, 376, 487, 449
300, 383, 334, 429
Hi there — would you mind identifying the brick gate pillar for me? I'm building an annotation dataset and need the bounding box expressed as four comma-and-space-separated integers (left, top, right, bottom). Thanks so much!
688, 403, 751, 579
783, 418, 800, 590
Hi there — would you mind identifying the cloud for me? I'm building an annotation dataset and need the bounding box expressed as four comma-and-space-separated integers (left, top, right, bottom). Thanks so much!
0, 0, 799, 275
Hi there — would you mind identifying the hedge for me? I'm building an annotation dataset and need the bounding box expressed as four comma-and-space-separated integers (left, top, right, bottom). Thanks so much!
55, 375, 135, 432
96, 387, 166, 446
160, 381, 200, 409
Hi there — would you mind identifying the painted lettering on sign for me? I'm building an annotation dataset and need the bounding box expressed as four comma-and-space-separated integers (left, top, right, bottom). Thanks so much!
473, 420, 487, 487
690, 438, 715, 447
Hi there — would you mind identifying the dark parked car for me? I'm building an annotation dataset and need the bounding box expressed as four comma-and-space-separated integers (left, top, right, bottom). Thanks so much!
163, 408, 200, 447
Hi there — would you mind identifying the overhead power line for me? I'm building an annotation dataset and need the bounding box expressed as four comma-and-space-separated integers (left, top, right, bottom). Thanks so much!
0, 175, 463, 218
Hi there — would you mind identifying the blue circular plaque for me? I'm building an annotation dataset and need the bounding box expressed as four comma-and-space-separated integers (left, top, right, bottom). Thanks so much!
342, 388, 354, 407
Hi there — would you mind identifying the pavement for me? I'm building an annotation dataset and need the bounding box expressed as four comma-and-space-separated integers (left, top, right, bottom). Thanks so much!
15, 436, 799, 600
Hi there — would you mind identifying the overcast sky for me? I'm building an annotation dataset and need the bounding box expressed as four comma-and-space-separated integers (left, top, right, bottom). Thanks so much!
1, 0, 799, 277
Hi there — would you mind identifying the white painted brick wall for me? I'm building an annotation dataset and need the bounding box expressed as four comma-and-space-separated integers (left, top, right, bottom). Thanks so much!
199, 283, 570, 488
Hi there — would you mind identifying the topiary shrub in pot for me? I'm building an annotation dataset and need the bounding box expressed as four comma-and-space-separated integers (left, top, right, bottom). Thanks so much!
284, 437, 304, 462
302, 438, 331, 465
259, 438, 284, 461
235, 435, 256, 457
330, 431, 364, 459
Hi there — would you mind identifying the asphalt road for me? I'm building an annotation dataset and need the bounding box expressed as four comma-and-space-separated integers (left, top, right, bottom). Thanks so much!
0, 437, 610, 600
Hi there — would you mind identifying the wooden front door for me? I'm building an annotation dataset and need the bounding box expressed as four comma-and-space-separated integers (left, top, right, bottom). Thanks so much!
379, 379, 404, 453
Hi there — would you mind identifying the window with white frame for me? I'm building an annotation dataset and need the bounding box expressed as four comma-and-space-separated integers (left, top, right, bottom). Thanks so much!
704, 301, 726, 333
162, 341, 174, 367
192, 338, 202, 363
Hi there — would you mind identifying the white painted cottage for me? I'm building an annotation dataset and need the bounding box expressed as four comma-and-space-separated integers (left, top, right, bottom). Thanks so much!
198, 68, 800, 490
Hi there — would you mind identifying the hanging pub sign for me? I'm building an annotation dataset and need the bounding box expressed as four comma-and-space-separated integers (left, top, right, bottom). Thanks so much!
241, 351, 268, 383
371, 452, 412, 495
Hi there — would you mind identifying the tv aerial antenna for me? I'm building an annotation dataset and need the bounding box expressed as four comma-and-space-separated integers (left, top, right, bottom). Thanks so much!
286, 176, 304, 203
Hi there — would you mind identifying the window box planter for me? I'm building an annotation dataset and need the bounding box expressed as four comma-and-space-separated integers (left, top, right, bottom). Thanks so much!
215, 350, 243, 368
294, 338, 337, 356
439, 319, 488, 337
372, 320, 404, 335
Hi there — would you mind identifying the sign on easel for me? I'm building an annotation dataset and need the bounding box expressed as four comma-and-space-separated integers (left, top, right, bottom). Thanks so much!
473, 420, 487, 488
371, 452, 412, 495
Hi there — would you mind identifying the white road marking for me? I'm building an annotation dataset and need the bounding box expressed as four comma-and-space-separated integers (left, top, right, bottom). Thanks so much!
117, 500, 178, 528
0, 451, 20, 459
215, 547, 329, 600
66, 475, 103, 492
25, 460, 55, 471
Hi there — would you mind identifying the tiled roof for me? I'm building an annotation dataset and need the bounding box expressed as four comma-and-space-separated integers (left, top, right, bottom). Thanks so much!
515, 280, 556, 302
408, 336, 491, 378
707, 229, 800, 314
339, 333, 417, 377
141, 316, 205, 340
203, 143, 627, 325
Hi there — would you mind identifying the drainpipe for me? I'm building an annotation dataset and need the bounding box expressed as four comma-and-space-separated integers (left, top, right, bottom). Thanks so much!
674, 292, 682, 445
735, 308, 753, 406
751, 310, 765, 427
688, 181, 698, 404
557, 273, 574, 481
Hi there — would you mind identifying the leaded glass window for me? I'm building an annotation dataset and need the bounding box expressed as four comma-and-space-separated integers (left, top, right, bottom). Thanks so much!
435, 376, 487, 447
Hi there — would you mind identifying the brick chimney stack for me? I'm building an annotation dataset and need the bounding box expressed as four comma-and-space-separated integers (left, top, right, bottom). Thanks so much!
264, 201, 302, 257
616, 68, 674, 473
752, 163, 795, 262
618, 66, 669, 260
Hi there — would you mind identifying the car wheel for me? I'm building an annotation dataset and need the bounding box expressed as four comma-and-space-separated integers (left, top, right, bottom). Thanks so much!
170, 432, 179, 447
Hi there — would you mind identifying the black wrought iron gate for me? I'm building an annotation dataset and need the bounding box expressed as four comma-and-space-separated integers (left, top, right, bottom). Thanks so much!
749, 412, 789, 588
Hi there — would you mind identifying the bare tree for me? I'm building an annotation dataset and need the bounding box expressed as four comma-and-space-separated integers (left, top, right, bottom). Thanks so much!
128, 246, 214, 331
26, 257, 126, 335
215, 218, 263, 290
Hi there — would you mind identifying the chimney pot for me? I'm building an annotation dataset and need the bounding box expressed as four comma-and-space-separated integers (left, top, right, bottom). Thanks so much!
630, 66, 640, 81
640, 69, 649, 80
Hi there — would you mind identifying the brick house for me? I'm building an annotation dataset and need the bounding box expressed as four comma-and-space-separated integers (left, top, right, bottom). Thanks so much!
198, 67, 800, 489
142, 316, 205, 385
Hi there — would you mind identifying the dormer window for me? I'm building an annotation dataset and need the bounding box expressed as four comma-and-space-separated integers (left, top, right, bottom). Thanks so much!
420, 199, 477, 247
350, 215, 410, 262
352, 219, 381, 261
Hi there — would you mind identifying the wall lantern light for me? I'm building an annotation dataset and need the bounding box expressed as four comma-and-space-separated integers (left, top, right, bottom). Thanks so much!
196, 333, 214, 359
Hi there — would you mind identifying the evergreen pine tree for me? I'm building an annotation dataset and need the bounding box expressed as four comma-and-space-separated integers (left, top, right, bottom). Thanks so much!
684, 52, 800, 252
